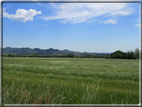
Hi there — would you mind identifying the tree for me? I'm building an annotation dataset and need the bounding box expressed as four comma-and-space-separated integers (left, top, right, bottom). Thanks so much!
8, 54, 12, 57
67, 54, 74, 58
122, 53, 127, 59
34, 53, 38, 57
7, 54, 15, 57
135, 48, 139, 59
110, 50, 125, 59
126, 50, 136, 59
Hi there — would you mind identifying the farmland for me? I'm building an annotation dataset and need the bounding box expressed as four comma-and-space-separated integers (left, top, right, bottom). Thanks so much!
2, 57, 139, 104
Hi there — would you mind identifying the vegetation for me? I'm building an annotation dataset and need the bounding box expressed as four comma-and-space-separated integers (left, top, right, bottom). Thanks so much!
3, 57, 139, 104
3, 54, 111, 58
3, 48, 140, 59
110, 47, 140, 59
111, 49, 139, 59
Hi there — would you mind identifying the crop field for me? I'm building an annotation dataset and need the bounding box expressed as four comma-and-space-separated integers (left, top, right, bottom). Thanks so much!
2, 57, 139, 104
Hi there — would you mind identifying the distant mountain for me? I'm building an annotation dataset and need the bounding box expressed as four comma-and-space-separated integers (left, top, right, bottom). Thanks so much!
3, 47, 111, 56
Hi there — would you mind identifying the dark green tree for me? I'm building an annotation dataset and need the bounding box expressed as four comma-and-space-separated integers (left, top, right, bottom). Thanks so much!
126, 50, 136, 59
8, 54, 12, 57
67, 54, 74, 58
110, 50, 125, 59
34, 53, 38, 57
135, 48, 139, 59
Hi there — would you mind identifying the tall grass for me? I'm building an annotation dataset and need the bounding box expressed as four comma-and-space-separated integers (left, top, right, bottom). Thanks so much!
3, 57, 139, 104
82, 79, 101, 104
3, 78, 101, 104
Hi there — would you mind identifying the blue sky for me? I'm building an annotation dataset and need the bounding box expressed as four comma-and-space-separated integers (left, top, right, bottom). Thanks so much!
3, 2, 140, 52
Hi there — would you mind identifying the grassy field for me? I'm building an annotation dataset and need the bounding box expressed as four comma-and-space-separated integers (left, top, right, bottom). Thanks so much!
2, 57, 139, 104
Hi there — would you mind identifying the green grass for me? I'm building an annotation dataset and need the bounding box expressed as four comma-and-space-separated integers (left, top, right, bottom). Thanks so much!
3, 57, 139, 104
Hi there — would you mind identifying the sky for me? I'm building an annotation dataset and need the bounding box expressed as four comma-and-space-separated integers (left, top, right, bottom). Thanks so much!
2, 1, 140, 53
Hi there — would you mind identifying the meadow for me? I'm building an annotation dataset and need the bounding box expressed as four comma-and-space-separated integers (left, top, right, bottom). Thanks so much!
2, 57, 139, 104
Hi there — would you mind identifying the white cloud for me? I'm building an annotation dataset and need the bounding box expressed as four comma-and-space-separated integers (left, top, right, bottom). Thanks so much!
135, 18, 140, 27
103, 19, 117, 24
42, 3, 134, 24
135, 24, 141, 27
3, 9, 41, 22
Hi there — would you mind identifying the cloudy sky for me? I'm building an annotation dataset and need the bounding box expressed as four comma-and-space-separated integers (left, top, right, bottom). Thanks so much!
2, 1, 140, 52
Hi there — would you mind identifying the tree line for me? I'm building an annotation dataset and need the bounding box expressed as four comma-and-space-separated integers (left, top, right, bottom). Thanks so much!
3, 48, 140, 59
110, 48, 139, 59
3, 54, 110, 58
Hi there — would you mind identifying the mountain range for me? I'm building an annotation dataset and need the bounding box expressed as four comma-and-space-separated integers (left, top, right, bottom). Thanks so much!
3, 47, 111, 56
